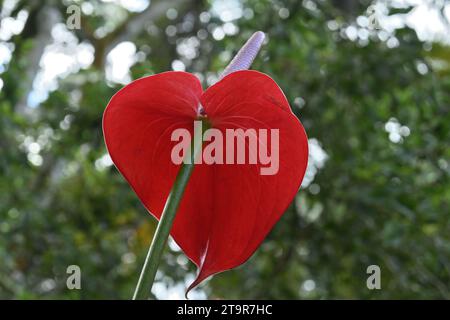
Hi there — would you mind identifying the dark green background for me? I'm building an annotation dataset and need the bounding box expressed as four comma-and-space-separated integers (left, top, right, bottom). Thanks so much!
1, 0, 449, 299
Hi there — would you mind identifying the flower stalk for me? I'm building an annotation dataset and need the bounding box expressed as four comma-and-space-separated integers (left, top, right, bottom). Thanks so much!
132, 31, 265, 300
132, 119, 205, 300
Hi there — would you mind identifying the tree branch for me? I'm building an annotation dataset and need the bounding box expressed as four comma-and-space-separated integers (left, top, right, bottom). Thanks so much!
89, 0, 188, 68
15, 5, 61, 116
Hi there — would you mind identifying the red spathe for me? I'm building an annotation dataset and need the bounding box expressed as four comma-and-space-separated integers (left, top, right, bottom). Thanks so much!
103, 70, 308, 292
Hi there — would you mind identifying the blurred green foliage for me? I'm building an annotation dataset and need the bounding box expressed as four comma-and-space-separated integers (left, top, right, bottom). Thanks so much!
0, 0, 449, 299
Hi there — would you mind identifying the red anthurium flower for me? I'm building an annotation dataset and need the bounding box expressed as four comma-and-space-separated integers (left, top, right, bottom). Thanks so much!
103, 70, 308, 292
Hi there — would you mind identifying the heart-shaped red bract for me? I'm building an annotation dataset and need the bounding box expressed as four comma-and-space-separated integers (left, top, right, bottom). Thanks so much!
103, 70, 308, 291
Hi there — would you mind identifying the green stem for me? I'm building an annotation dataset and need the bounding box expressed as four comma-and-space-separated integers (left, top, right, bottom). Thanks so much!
132, 31, 265, 300
132, 118, 207, 300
